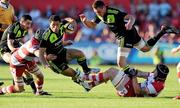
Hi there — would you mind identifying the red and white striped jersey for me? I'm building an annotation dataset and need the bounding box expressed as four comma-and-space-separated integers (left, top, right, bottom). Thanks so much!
115, 72, 165, 97
140, 73, 165, 97
113, 72, 136, 97
11, 37, 40, 66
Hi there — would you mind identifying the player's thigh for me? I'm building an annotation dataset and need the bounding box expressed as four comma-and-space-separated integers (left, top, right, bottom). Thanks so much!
66, 48, 84, 61
117, 47, 131, 67
10, 66, 25, 91
1, 52, 11, 63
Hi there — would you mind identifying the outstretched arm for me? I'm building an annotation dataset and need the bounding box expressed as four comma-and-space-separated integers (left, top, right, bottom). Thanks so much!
79, 14, 97, 28
132, 76, 145, 97
38, 48, 50, 68
124, 14, 135, 30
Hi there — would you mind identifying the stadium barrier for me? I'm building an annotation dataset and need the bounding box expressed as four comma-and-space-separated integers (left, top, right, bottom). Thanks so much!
67, 41, 180, 64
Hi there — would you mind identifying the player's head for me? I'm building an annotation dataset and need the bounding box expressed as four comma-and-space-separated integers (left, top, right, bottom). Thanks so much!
20, 14, 32, 30
49, 15, 61, 33
34, 29, 44, 41
154, 64, 169, 81
92, 0, 106, 17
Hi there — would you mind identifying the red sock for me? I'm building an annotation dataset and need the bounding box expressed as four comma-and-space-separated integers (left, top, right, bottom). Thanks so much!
1, 85, 15, 93
35, 80, 43, 92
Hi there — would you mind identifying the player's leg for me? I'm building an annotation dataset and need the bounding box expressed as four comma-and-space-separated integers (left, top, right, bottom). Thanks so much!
0, 66, 25, 94
1, 52, 36, 93
177, 63, 180, 83
27, 62, 49, 95
66, 48, 100, 74
78, 67, 119, 91
117, 47, 131, 68
136, 26, 179, 52
23, 71, 36, 94
1, 52, 11, 63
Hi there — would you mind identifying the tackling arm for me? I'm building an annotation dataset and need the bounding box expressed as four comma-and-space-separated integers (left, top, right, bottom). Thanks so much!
7, 38, 16, 52
38, 48, 49, 68
132, 76, 144, 97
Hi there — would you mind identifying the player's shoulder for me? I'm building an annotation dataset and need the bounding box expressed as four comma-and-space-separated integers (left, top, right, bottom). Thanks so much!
42, 28, 52, 40
107, 6, 120, 14
7, 22, 19, 32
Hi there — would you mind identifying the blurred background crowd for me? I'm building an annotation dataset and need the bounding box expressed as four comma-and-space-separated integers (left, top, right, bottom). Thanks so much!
11, 0, 180, 44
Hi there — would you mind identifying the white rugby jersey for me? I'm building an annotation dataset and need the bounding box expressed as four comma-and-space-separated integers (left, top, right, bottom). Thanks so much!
11, 37, 39, 66
140, 73, 165, 97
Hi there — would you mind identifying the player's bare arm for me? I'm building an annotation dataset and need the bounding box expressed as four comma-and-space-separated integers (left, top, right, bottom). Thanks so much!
124, 14, 135, 30
34, 50, 57, 61
79, 14, 97, 28
7, 38, 16, 52
136, 70, 150, 79
39, 47, 50, 68
62, 40, 73, 46
131, 76, 143, 96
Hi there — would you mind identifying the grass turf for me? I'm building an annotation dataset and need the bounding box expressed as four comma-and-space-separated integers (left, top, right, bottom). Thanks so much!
0, 64, 180, 108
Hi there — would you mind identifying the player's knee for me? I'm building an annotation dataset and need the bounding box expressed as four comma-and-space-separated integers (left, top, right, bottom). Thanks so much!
140, 46, 151, 52
107, 67, 116, 73
77, 50, 84, 57
117, 61, 126, 68
14, 85, 25, 93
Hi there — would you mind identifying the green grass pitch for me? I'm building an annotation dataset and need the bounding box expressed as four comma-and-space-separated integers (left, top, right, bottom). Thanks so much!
0, 64, 180, 108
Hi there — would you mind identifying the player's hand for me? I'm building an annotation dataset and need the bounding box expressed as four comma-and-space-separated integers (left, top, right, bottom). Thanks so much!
66, 40, 73, 45
124, 67, 137, 78
125, 23, 133, 30
1, 24, 9, 29
46, 54, 57, 61
11, 48, 19, 53
79, 14, 87, 22
44, 64, 50, 69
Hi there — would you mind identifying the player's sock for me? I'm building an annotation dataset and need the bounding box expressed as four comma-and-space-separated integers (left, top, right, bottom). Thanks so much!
30, 81, 37, 94
84, 73, 104, 82
35, 80, 43, 93
1, 85, 15, 94
77, 57, 91, 74
147, 30, 165, 47
23, 77, 36, 93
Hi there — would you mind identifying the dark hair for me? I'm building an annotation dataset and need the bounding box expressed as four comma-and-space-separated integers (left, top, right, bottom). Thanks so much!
21, 14, 32, 21
49, 15, 61, 22
154, 64, 169, 81
92, 0, 105, 9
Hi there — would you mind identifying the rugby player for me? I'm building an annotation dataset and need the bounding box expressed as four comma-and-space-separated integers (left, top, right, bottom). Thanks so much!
0, 15, 36, 93
171, 45, 180, 99
80, 0, 178, 74
0, 29, 50, 95
39, 15, 99, 77
0, 0, 16, 85
78, 64, 169, 97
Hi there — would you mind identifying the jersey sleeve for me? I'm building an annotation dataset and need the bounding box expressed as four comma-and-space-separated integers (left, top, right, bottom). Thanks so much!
7, 25, 16, 39
94, 15, 101, 24
117, 10, 127, 20
146, 81, 164, 95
